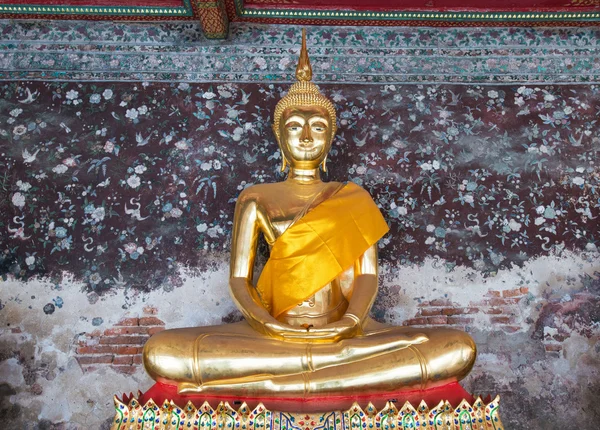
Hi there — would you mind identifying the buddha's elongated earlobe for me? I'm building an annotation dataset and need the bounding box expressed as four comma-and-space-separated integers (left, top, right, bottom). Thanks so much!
320, 155, 328, 173
281, 154, 288, 172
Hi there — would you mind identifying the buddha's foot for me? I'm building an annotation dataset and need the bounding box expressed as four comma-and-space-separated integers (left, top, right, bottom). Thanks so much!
178, 382, 205, 394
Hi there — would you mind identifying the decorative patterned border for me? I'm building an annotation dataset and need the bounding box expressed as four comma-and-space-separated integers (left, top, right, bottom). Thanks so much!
0, 22, 599, 83
227, 0, 600, 25
0, 0, 194, 17
110, 396, 504, 430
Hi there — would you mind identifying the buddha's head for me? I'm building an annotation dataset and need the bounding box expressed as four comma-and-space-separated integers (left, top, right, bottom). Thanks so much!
272, 29, 337, 172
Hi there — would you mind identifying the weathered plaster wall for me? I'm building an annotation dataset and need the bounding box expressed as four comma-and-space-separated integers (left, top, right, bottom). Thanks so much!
0, 21, 599, 429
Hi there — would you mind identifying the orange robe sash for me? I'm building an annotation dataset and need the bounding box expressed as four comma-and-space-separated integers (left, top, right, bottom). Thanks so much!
256, 182, 390, 318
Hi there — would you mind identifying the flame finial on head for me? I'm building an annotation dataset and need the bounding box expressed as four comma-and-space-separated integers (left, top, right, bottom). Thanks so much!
295, 28, 312, 82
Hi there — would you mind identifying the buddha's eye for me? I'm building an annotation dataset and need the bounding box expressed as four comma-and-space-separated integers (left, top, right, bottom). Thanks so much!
311, 122, 327, 132
286, 123, 302, 132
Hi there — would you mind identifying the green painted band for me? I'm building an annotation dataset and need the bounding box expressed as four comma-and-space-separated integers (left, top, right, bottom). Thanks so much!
0, 0, 194, 17
233, 0, 600, 22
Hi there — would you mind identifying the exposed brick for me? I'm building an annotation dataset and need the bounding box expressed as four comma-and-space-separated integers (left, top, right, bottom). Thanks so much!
403, 318, 427, 326
417, 301, 430, 307
520, 287, 529, 294
133, 355, 143, 365
77, 345, 140, 355
419, 308, 443, 316
143, 306, 158, 315
545, 344, 563, 352
429, 299, 452, 306
88, 329, 103, 337
117, 346, 144, 355
148, 327, 166, 336
491, 316, 516, 324
427, 316, 448, 325
99, 335, 148, 345
501, 325, 521, 334
447, 316, 474, 325
113, 356, 133, 365
139, 317, 165, 326
488, 297, 508, 306
111, 365, 137, 375
484, 307, 505, 315
116, 317, 139, 327
441, 307, 479, 316
77, 355, 113, 365
103, 327, 149, 336
503, 297, 522, 304
486, 290, 502, 297
502, 288, 524, 298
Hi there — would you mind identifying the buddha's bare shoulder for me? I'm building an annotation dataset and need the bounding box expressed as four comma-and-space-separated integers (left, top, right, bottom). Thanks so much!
236, 181, 345, 204
235, 182, 282, 204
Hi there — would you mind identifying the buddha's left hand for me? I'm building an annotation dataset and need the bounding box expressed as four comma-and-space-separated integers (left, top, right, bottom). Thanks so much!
280, 314, 361, 342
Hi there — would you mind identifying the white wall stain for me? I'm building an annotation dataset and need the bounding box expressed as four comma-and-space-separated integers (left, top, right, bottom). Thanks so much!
0, 251, 598, 428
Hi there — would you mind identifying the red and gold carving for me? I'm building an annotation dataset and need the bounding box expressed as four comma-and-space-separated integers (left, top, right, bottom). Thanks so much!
194, 0, 229, 39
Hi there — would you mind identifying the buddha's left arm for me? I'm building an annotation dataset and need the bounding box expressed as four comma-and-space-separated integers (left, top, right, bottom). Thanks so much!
300, 245, 378, 341
344, 244, 378, 329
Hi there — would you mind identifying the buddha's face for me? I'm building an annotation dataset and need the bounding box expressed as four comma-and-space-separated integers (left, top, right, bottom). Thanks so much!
276, 105, 332, 169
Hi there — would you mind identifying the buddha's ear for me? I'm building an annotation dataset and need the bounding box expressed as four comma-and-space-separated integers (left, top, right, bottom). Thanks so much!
272, 123, 280, 145
272, 124, 288, 172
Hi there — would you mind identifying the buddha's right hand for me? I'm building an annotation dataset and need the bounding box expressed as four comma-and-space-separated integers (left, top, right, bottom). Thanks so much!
277, 314, 361, 343
263, 319, 314, 340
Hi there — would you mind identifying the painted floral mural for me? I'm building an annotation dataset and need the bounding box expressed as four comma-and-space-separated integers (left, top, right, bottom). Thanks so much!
1, 81, 599, 298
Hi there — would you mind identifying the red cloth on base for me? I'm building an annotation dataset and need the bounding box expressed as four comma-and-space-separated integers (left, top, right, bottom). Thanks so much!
134, 381, 473, 413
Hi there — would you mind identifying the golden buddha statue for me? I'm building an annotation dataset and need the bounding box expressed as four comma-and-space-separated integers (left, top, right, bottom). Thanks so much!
143, 30, 476, 399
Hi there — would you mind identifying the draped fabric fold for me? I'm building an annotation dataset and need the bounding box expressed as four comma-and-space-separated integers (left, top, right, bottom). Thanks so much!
256, 182, 390, 318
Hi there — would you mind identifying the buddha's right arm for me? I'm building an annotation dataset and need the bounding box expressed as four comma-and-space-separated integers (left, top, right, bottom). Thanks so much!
229, 277, 273, 334
229, 194, 271, 334
228, 191, 306, 338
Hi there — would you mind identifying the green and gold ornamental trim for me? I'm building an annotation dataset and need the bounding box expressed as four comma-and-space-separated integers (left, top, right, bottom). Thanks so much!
233, 0, 600, 23
0, 0, 194, 16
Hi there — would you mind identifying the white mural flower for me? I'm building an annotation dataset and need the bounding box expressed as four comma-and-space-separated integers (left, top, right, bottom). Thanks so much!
16, 180, 32, 191
12, 192, 25, 208
134, 165, 147, 174
52, 164, 68, 174
125, 108, 139, 120
66, 89, 79, 100
9, 108, 23, 117
13, 125, 27, 135
126, 175, 141, 188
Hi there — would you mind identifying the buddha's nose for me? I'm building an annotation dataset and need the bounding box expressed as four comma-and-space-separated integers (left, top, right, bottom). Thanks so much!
301, 124, 313, 143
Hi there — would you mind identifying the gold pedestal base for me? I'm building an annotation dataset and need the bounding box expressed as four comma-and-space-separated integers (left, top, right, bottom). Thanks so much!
110, 395, 503, 430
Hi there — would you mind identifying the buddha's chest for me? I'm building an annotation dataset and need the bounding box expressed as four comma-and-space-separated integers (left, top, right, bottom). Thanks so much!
259, 183, 342, 243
